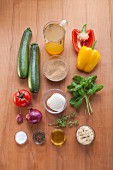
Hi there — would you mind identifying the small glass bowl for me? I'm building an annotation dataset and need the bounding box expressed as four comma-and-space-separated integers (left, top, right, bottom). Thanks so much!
42, 56, 70, 82
51, 129, 66, 146
33, 130, 45, 145
42, 89, 67, 114
76, 125, 95, 146
15, 131, 28, 145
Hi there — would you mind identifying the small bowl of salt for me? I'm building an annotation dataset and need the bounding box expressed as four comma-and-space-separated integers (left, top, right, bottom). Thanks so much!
42, 56, 69, 82
43, 89, 67, 114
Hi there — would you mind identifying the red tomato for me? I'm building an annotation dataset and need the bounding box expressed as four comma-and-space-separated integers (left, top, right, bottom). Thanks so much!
13, 89, 31, 107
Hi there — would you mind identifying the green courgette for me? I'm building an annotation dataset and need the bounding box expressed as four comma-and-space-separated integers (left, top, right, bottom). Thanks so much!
28, 43, 40, 93
17, 28, 32, 79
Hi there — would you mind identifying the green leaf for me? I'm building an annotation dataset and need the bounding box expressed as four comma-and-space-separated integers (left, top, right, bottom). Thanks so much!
91, 75, 97, 82
87, 75, 97, 82
74, 85, 82, 91
87, 89, 94, 95
72, 91, 80, 98
71, 82, 78, 86
74, 97, 83, 108
68, 85, 82, 92
87, 84, 104, 95
70, 97, 77, 105
67, 82, 77, 91
67, 74, 104, 115
95, 84, 104, 92
67, 84, 74, 90
73, 75, 84, 84
84, 79, 94, 91
78, 88, 86, 96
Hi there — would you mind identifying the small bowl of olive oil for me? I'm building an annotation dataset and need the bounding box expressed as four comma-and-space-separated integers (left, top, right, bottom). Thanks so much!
50, 129, 66, 146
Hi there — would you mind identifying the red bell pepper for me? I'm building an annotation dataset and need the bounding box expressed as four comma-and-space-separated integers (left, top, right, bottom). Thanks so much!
72, 24, 95, 53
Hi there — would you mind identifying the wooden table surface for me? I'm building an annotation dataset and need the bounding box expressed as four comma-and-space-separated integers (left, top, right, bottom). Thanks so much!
0, 0, 113, 170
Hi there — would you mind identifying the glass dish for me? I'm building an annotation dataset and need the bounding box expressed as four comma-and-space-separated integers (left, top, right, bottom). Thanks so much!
33, 130, 45, 145
51, 129, 66, 146
76, 125, 95, 146
15, 131, 28, 145
42, 89, 67, 114
43, 20, 68, 55
42, 56, 70, 82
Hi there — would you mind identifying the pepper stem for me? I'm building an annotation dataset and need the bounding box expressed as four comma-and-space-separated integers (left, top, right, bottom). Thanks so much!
81, 24, 87, 33
92, 41, 97, 50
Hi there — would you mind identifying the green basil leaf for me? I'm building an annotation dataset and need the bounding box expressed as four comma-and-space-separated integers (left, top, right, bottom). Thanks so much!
67, 85, 75, 92
67, 84, 73, 90
68, 85, 82, 92
87, 89, 94, 95
95, 84, 104, 92
67, 82, 78, 92
87, 75, 97, 82
71, 82, 77, 86
74, 85, 82, 91
70, 97, 77, 105
73, 75, 84, 84
78, 88, 86, 96
72, 91, 80, 98
91, 75, 97, 82
74, 97, 83, 108
87, 84, 104, 95
84, 79, 94, 91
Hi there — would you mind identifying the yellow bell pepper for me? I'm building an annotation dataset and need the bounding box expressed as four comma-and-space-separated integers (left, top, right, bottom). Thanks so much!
77, 41, 100, 72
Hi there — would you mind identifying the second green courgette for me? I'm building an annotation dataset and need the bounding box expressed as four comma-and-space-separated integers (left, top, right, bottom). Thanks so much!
28, 43, 40, 93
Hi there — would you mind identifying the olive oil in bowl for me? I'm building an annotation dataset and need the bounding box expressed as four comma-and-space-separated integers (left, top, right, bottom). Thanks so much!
51, 129, 66, 146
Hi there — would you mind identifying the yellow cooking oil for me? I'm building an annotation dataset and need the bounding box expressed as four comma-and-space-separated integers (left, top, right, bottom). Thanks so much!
45, 41, 64, 55
51, 129, 66, 146
44, 23, 65, 55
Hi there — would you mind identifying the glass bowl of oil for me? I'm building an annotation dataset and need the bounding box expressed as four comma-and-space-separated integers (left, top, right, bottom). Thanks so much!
50, 129, 66, 146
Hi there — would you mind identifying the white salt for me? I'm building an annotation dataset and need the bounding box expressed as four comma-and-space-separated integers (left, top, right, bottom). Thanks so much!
15, 131, 28, 145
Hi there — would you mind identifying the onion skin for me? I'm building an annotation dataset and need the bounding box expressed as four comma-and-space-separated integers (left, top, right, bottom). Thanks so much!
26, 108, 42, 124
16, 113, 23, 124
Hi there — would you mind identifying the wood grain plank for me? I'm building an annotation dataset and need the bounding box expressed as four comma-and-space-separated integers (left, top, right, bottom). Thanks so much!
0, 0, 113, 170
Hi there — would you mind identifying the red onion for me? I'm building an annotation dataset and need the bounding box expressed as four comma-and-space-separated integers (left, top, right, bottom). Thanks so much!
26, 108, 42, 124
16, 113, 23, 124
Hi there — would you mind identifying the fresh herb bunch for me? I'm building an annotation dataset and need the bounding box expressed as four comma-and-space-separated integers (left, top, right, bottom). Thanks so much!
48, 112, 79, 128
67, 75, 104, 115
